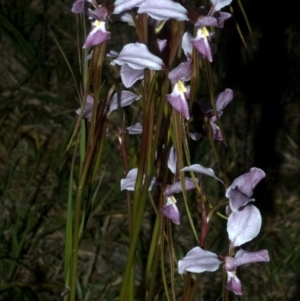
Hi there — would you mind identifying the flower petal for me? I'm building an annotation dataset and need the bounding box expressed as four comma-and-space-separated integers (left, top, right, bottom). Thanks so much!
165, 178, 198, 197
182, 32, 193, 59
120, 168, 156, 191
109, 91, 140, 113
166, 82, 190, 119
111, 43, 164, 70
138, 0, 189, 21
211, 0, 233, 12
76, 94, 94, 122
126, 122, 143, 134
224, 249, 270, 271
227, 205, 262, 248
225, 271, 242, 295
161, 197, 180, 225
120, 64, 144, 88
113, 0, 144, 15
191, 30, 213, 62
167, 146, 177, 174
168, 61, 192, 84
215, 88, 233, 112
181, 164, 223, 183
178, 247, 222, 274
83, 21, 111, 48
226, 167, 265, 210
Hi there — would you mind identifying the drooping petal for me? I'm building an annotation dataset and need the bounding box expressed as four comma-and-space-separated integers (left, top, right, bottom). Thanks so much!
109, 91, 140, 113
178, 247, 222, 274
165, 178, 198, 197
120, 64, 144, 88
166, 81, 190, 119
83, 21, 111, 48
76, 94, 94, 122
120, 168, 156, 191
111, 43, 164, 70
181, 164, 224, 183
225, 271, 242, 295
126, 122, 143, 134
225, 167, 266, 210
191, 28, 213, 62
167, 146, 177, 174
138, 0, 189, 21
216, 88, 233, 112
113, 0, 144, 15
224, 249, 270, 271
211, 0, 233, 12
227, 205, 262, 248
168, 61, 192, 84
161, 197, 180, 225
182, 32, 193, 59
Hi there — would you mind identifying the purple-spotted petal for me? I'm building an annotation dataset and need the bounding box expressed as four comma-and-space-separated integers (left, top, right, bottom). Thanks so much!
120, 168, 156, 191
161, 197, 180, 225
181, 164, 223, 183
191, 29, 213, 62
166, 82, 190, 119
83, 21, 111, 48
113, 0, 144, 15
111, 43, 164, 70
76, 94, 94, 122
120, 64, 144, 88
109, 91, 140, 113
224, 249, 270, 271
227, 205, 262, 248
138, 0, 189, 21
211, 0, 233, 12
165, 178, 198, 197
168, 61, 192, 84
225, 271, 242, 295
216, 88, 233, 112
178, 247, 222, 274
126, 122, 143, 134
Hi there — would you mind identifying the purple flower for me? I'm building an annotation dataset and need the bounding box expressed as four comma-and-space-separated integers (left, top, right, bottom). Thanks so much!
190, 2, 232, 61
178, 245, 269, 295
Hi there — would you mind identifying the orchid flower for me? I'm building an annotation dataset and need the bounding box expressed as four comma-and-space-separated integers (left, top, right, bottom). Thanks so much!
178, 167, 269, 295
201, 88, 234, 140
166, 33, 193, 119
178, 246, 269, 295
72, 0, 144, 48
190, 0, 232, 61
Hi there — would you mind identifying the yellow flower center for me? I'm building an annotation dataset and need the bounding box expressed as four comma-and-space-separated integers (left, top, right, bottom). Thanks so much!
177, 80, 187, 93
202, 26, 210, 38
